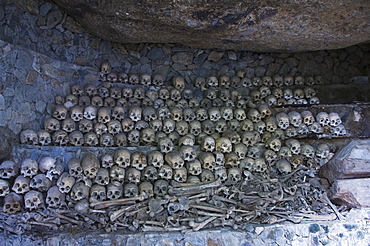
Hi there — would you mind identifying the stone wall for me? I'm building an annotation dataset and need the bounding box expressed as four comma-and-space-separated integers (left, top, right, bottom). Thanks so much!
1, 1, 370, 136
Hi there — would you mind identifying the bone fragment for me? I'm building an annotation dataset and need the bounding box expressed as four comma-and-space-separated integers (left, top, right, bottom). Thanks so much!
189, 216, 217, 231
91, 195, 144, 209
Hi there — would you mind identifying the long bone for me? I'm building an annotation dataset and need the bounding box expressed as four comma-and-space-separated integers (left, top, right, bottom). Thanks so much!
91, 195, 145, 209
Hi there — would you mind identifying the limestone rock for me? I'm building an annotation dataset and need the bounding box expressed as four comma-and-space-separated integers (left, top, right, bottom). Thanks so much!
0, 126, 17, 161
51, 0, 370, 52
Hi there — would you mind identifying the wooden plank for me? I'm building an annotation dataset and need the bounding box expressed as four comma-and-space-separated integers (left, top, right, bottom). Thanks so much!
319, 140, 370, 183
329, 178, 370, 208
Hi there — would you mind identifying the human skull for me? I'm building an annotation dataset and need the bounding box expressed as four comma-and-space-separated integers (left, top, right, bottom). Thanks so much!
113, 149, 130, 168
316, 143, 330, 159
142, 166, 158, 182
332, 124, 347, 136
222, 130, 241, 144
309, 97, 320, 105
247, 146, 261, 159
96, 107, 111, 124
125, 167, 141, 184
173, 168, 188, 183
165, 151, 184, 169
179, 145, 196, 162
207, 76, 218, 87
276, 159, 292, 174
139, 181, 154, 199
148, 150, 164, 168
278, 146, 292, 160
205, 88, 217, 100
24, 191, 45, 210
176, 121, 189, 136
158, 165, 173, 180
81, 153, 100, 179
287, 111, 302, 127
329, 112, 342, 127
273, 75, 284, 87
84, 132, 99, 146
240, 131, 256, 147
200, 170, 215, 182
285, 126, 298, 138
100, 154, 114, 169
304, 87, 316, 99
263, 149, 278, 165
11, 175, 30, 194
0, 179, 10, 197
44, 118, 60, 133
169, 107, 183, 122
254, 158, 267, 172
234, 108, 246, 121
140, 73, 152, 86
30, 173, 51, 192
68, 157, 83, 178
259, 86, 271, 98
152, 74, 164, 87
20, 159, 38, 178
257, 103, 272, 119
240, 119, 254, 132
299, 111, 314, 126
131, 152, 147, 170
293, 89, 304, 100
20, 129, 38, 145
129, 74, 139, 85
196, 108, 208, 121
225, 153, 240, 168
94, 168, 110, 186
247, 109, 261, 123
265, 137, 282, 152
53, 105, 68, 120
99, 133, 114, 147
215, 137, 232, 153
46, 186, 65, 208
158, 137, 174, 154
154, 179, 169, 196
200, 136, 215, 152
3, 192, 22, 213
172, 76, 185, 91
227, 167, 242, 183
316, 112, 330, 126
124, 183, 139, 198
194, 76, 206, 89
219, 76, 231, 88
69, 130, 84, 146
90, 184, 106, 203
109, 165, 125, 184
78, 119, 93, 133
107, 183, 123, 200
141, 107, 157, 122
276, 112, 290, 130
301, 144, 315, 159
250, 90, 262, 102
262, 76, 273, 87
201, 120, 215, 135
61, 118, 76, 133
57, 172, 75, 193
233, 143, 249, 160
181, 108, 196, 123
309, 122, 323, 134
285, 139, 301, 155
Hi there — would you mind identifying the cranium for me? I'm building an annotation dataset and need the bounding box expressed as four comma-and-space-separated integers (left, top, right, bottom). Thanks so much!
329, 112, 342, 127
222, 130, 241, 144
294, 76, 305, 85
127, 129, 140, 146
316, 143, 330, 159
69, 130, 84, 146
129, 74, 139, 85
57, 172, 75, 193
44, 118, 60, 132
264, 117, 277, 133
90, 184, 106, 203
173, 76, 185, 91
96, 107, 111, 124
228, 119, 240, 131
139, 181, 154, 199
233, 108, 246, 121
227, 167, 242, 183
152, 74, 164, 87
247, 109, 261, 123
30, 173, 51, 192
201, 136, 216, 152
231, 76, 242, 88
251, 77, 261, 87
85, 84, 98, 97
265, 137, 282, 152
247, 146, 261, 159
195, 108, 208, 122
98, 85, 110, 98
309, 122, 323, 134
20, 159, 38, 178
165, 151, 184, 169
212, 98, 223, 107
214, 167, 227, 182
200, 98, 212, 108
304, 87, 316, 99
148, 150, 164, 168
52, 130, 69, 146
107, 183, 123, 200
158, 165, 173, 180
254, 158, 267, 172
20, 129, 38, 145
84, 132, 99, 146
207, 76, 218, 87
46, 186, 65, 208
221, 107, 234, 121
188, 98, 200, 108
154, 99, 165, 109
78, 96, 91, 107
170, 107, 183, 122
0, 179, 10, 197
276, 112, 290, 129
309, 96, 320, 105
183, 108, 196, 122
264, 149, 278, 165
125, 167, 141, 184
278, 146, 292, 159
288, 111, 302, 127
156, 107, 169, 121
205, 88, 217, 100
262, 76, 273, 87
91, 96, 103, 107
225, 153, 240, 168
67, 157, 83, 178
332, 124, 347, 136
24, 191, 45, 210
188, 120, 201, 136
133, 87, 146, 100
65, 94, 78, 106
3, 192, 22, 213
131, 151, 147, 170
194, 76, 206, 89
154, 179, 169, 196
81, 153, 100, 179
110, 165, 125, 184
240, 131, 256, 147
100, 61, 111, 74
301, 144, 315, 159
69, 106, 83, 122
100, 133, 114, 147
124, 183, 139, 198
55, 95, 65, 105
142, 166, 158, 182
186, 160, 202, 176
158, 88, 170, 100
173, 167, 188, 183
283, 88, 293, 100
276, 159, 292, 174
257, 103, 272, 119
233, 143, 248, 160
286, 139, 301, 155
176, 121, 189, 136
293, 89, 304, 100
78, 119, 93, 133
140, 73, 152, 86
12, 175, 30, 194
241, 77, 252, 88
219, 76, 230, 88
250, 90, 262, 102
259, 86, 271, 98
273, 75, 284, 87
162, 118, 175, 134
240, 119, 254, 132
202, 120, 215, 135
215, 137, 232, 153
285, 125, 297, 138
316, 112, 330, 126
200, 170, 215, 182
0, 160, 18, 180
100, 154, 113, 168
141, 107, 157, 122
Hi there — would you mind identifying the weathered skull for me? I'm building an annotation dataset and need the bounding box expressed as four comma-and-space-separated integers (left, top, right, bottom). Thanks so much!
85, 84, 98, 97
84, 132, 99, 146
126, 167, 141, 184
329, 112, 342, 127
0, 179, 10, 197
57, 172, 75, 194
129, 74, 139, 85
213, 151, 225, 166
78, 119, 93, 133
309, 97, 320, 105
147, 151, 164, 168
139, 181, 154, 199
109, 165, 125, 184
110, 106, 125, 122
200, 170, 215, 182
262, 76, 272, 87
264, 117, 277, 133
107, 183, 123, 200
68, 158, 83, 178
247, 109, 261, 123
152, 74, 164, 87
332, 124, 347, 136
276, 112, 290, 129
194, 76, 206, 89
288, 111, 302, 127
154, 179, 169, 196
214, 167, 227, 182
294, 76, 305, 85
200, 120, 214, 135
130, 152, 147, 170
127, 129, 140, 146
293, 89, 304, 100
205, 88, 217, 100
220, 107, 233, 121
240, 131, 256, 147
283, 89, 293, 100
316, 112, 330, 126
172, 76, 185, 91
264, 149, 278, 165
259, 86, 271, 98
20, 159, 38, 178
276, 159, 292, 174
100, 154, 113, 168
176, 121, 189, 136
158, 137, 175, 154
78, 95, 91, 107
158, 165, 173, 180
173, 167, 188, 183
44, 118, 60, 133
65, 94, 78, 106
142, 166, 158, 182
81, 153, 100, 179
186, 160, 202, 176
165, 151, 184, 169
200, 136, 215, 153
286, 139, 301, 155
301, 144, 315, 159
11, 175, 30, 194
30, 173, 52, 192
240, 119, 254, 132
233, 143, 248, 160
227, 167, 242, 183
46, 186, 65, 208
123, 183, 139, 198
231, 76, 242, 88
233, 108, 246, 121
96, 107, 111, 124
154, 99, 165, 109
254, 158, 267, 172
3, 192, 22, 213
219, 76, 230, 88
207, 76, 218, 87
222, 130, 241, 144
20, 129, 38, 145
309, 122, 323, 134
53, 105, 68, 120
100, 61, 111, 74
215, 137, 232, 153
225, 153, 240, 168
55, 95, 65, 105
69, 130, 84, 146
24, 190, 44, 210
91, 96, 103, 107
93, 168, 109, 186
140, 73, 152, 86
196, 108, 208, 122
247, 146, 261, 159
107, 120, 122, 135
265, 137, 282, 152
169, 107, 183, 122
257, 103, 272, 119
240, 157, 254, 171
142, 107, 157, 122
278, 146, 292, 159
316, 143, 330, 159
253, 121, 266, 134
90, 184, 106, 203
285, 126, 298, 138
100, 133, 114, 147
273, 75, 284, 87
61, 118, 76, 133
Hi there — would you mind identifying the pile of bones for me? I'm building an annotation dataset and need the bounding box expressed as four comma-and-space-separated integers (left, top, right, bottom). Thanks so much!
0, 62, 347, 234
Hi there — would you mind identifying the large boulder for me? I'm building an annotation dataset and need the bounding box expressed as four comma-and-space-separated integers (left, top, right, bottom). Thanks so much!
52, 0, 370, 52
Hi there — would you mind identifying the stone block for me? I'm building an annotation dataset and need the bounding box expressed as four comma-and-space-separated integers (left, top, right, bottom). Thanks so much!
330, 178, 370, 208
